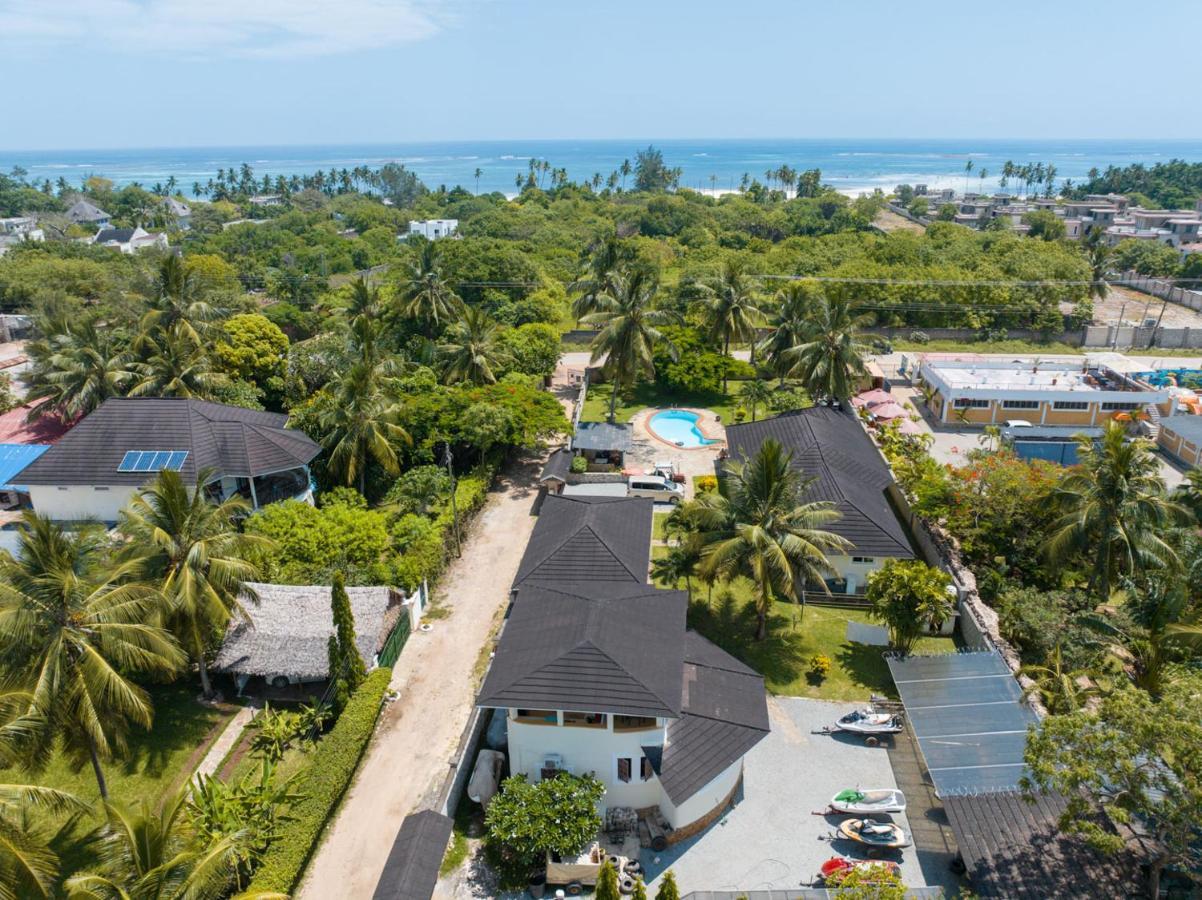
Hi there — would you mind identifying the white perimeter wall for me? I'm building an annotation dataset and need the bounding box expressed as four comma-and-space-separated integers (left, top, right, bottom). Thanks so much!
658, 759, 743, 829
28, 485, 139, 522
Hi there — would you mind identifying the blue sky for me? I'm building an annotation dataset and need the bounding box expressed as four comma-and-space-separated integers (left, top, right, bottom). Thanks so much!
2, 0, 1199, 150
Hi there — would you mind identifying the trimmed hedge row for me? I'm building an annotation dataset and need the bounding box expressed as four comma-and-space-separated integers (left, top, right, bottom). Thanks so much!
247, 666, 393, 894
393, 470, 492, 590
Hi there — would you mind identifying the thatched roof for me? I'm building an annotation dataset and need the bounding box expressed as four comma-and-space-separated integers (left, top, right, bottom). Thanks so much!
213, 581, 402, 681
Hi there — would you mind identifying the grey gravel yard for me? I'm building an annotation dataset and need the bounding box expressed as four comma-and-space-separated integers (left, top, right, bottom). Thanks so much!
640, 696, 932, 896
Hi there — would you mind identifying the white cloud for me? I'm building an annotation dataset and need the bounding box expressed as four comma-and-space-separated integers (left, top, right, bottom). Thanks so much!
0, 0, 451, 59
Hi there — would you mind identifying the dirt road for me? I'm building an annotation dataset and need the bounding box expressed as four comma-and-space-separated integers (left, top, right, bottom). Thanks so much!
296, 455, 544, 900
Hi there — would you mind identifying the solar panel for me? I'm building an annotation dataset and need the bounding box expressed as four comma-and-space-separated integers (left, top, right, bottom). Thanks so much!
116, 450, 189, 474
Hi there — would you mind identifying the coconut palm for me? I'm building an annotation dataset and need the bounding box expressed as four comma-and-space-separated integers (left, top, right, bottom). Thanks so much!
569, 232, 625, 322
0, 514, 184, 799
394, 240, 461, 332
119, 470, 274, 700
696, 259, 764, 389
784, 295, 871, 404
140, 255, 220, 346
739, 381, 774, 423
1046, 422, 1188, 602
65, 787, 266, 900
583, 269, 678, 423
650, 542, 701, 601
25, 320, 135, 422
685, 439, 850, 640
1084, 227, 1111, 300
437, 307, 512, 385
1174, 467, 1202, 524
1020, 645, 1098, 714
319, 363, 411, 494
759, 282, 816, 385
130, 324, 229, 400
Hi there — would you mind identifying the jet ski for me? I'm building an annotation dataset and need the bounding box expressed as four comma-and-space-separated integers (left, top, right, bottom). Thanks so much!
833, 706, 903, 735
829, 788, 907, 815
837, 817, 911, 849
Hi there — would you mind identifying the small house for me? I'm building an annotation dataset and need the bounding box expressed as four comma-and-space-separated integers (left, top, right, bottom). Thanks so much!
65, 199, 110, 228
163, 197, 191, 229
91, 226, 169, 254
571, 422, 632, 469
407, 218, 458, 240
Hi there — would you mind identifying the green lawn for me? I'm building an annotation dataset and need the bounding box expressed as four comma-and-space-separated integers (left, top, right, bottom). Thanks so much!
675, 580, 959, 700
580, 378, 808, 426
652, 511, 670, 542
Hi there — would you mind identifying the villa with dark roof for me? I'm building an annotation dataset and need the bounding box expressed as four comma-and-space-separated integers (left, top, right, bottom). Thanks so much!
11, 397, 320, 521
477, 494, 769, 839
723, 405, 915, 594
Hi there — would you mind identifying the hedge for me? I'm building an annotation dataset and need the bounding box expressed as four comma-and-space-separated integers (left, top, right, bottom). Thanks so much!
247, 667, 393, 893
393, 470, 492, 590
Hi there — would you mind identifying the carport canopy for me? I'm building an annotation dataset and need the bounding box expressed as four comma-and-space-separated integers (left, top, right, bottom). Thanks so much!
886, 651, 1037, 795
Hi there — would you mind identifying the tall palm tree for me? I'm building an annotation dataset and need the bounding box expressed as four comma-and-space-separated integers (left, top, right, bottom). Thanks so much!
784, 295, 870, 404
119, 470, 274, 700
141, 255, 220, 345
1046, 422, 1188, 602
685, 439, 850, 640
583, 269, 678, 423
759, 282, 816, 386
319, 363, 411, 494
569, 232, 625, 323
437, 307, 512, 385
1174, 467, 1202, 524
25, 321, 134, 422
739, 380, 774, 422
395, 240, 461, 332
0, 514, 184, 799
65, 787, 259, 900
1084, 227, 1111, 300
130, 324, 229, 400
650, 542, 700, 601
473, 167, 483, 194
697, 259, 764, 389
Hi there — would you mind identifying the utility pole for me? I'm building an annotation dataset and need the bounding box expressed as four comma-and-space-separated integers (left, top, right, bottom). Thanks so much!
1113, 302, 1126, 350
1150, 298, 1170, 349
442, 443, 461, 558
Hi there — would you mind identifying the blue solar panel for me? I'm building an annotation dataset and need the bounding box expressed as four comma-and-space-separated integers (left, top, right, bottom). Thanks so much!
117, 450, 189, 473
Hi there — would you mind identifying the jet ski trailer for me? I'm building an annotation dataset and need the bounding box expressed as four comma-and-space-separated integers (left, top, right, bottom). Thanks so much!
813, 705, 904, 745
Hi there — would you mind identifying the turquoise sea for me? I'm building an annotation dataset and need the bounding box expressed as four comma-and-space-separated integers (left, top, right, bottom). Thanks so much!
5, 138, 1202, 198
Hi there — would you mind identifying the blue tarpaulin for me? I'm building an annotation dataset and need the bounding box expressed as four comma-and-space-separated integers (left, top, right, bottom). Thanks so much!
0, 443, 50, 492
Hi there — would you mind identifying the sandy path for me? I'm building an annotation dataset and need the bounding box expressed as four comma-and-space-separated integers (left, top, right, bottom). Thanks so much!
296, 455, 544, 900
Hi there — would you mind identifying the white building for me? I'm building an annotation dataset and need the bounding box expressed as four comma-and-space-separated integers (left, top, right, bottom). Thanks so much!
91, 226, 169, 254
65, 199, 111, 229
10, 398, 320, 522
477, 495, 769, 840
0, 216, 44, 256
407, 218, 458, 239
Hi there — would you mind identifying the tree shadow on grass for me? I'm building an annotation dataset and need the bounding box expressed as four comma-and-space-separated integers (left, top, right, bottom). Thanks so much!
835, 642, 897, 699
115, 683, 223, 781
686, 589, 807, 689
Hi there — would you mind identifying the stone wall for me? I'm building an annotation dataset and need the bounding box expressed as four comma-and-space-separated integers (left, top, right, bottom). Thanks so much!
665, 771, 743, 846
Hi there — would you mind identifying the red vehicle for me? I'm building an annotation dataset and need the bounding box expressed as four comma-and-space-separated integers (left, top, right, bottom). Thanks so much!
819, 856, 902, 883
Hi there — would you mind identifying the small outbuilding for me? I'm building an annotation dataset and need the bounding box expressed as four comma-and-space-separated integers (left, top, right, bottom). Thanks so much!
571, 421, 633, 468
537, 446, 573, 495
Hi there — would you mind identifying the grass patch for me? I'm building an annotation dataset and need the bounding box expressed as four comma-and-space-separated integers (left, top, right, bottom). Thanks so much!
440, 788, 477, 876
651, 512, 670, 542
581, 379, 753, 425
682, 582, 958, 700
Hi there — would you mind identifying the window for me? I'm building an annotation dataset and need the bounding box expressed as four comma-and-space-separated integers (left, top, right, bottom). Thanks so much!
514, 709, 557, 725
852, 556, 876, 564
953, 398, 989, 409
614, 715, 658, 732
1102, 402, 1141, 411
616, 757, 632, 783
1002, 399, 1040, 410
94, 486, 110, 491
640, 758, 655, 781
563, 711, 606, 729
1053, 400, 1088, 410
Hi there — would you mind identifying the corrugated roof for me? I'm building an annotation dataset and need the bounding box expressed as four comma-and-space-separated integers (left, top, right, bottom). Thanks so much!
514, 494, 651, 586
724, 407, 914, 558
13, 398, 320, 487
372, 810, 453, 900
0, 444, 49, 491
572, 421, 633, 452
477, 582, 688, 718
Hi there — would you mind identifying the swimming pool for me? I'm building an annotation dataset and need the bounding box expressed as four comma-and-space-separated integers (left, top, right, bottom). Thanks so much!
648, 409, 718, 448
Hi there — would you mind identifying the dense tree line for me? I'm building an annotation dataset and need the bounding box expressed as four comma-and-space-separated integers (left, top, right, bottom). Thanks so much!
1070, 159, 1202, 210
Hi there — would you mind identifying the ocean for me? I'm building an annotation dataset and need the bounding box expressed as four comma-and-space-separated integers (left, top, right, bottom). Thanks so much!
5, 138, 1202, 199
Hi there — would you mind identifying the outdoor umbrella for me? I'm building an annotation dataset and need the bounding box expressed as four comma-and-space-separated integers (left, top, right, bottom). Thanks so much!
870, 401, 909, 420
853, 389, 893, 408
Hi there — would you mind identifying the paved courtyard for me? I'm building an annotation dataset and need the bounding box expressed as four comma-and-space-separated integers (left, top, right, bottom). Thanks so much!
641, 697, 954, 896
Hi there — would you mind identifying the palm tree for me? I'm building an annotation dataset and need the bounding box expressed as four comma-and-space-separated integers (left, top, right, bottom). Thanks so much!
696, 259, 764, 390
1020, 645, 1097, 714
685, 439, 850, 640
1174, 467, 1202, 524
130, 324, 229, 400
319, 363, 411, 494
784, 295, 870, 405
141, 255, 220, 345
25, 320, 134, 421
394, 240, 462, 332
650, 543, 701, 600
437, 307, 512, 385
65, 787, 258, 900
569, 232, 625, 323
1084, 227, 1111, 300
759, 282, 815, 386
582, 269, 678, 423
119, 470, 273, 700
740, 380, 774, 422
963, 159, 973, 195
473, 167, 483, 194
0, 514, 184, 799
1046, 422, 1188, 602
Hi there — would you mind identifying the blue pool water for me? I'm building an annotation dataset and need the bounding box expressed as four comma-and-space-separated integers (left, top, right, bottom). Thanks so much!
649, 410, 717, 448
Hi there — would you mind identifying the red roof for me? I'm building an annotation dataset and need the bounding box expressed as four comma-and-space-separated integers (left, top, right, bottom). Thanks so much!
0, 402, 72, 444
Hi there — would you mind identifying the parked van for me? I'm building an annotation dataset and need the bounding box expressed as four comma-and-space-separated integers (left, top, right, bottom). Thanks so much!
627, 474, 685, 504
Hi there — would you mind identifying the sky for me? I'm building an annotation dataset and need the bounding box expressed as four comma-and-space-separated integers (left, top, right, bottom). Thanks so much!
1, 0, 1200, 151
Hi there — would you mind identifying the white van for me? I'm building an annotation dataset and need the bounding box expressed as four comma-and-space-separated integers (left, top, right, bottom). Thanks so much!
627, 474, 685, 504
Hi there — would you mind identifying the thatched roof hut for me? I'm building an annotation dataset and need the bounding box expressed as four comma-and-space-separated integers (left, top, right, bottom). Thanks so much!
213, 581, 404, 682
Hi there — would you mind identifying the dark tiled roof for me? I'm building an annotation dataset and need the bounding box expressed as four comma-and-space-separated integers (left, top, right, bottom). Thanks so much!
66, 199, 109, 222
477, 582, 688, 718
13, 398, 320, 487
538, 447, 572, 483
372, 810, 453, 900
95, 227, 137, 244
724, 406, 913, 558
649, 632, 769, 805
572, 421, 633, 452
943, 791, 1144, 899
514, 494, 651, 586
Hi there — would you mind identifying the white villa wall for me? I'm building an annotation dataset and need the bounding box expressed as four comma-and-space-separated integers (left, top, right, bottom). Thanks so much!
658, 759, 742, 830
28, 484, 138, 521
824, 554, 889, 593
506, 711, 665, 810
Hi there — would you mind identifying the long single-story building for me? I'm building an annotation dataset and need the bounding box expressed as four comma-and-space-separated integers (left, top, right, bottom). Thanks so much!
1158, 413, 1202, 467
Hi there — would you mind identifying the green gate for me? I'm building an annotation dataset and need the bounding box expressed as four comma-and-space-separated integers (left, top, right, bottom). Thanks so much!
377, 611, 411, 668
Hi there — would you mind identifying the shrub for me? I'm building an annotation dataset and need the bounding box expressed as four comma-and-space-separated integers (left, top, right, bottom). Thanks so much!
570, 455, 587, 474
694, 475, 717, 494
809, 654, 832, 679
247, 667, 392, 894
909, 330, 930, 344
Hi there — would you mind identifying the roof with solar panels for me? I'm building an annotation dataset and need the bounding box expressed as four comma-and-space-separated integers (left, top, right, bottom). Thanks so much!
11, 398, 320, 487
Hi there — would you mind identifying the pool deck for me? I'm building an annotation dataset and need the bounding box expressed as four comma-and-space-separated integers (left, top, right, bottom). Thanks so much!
637, 407, 727, 452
